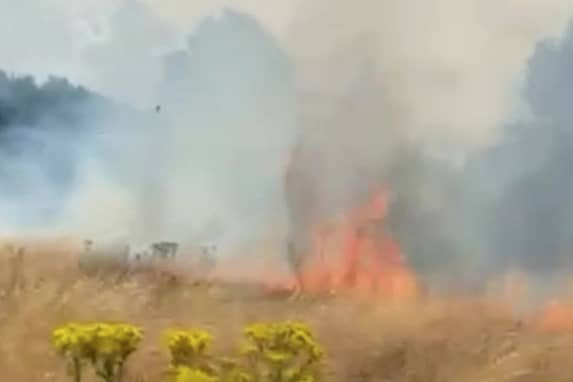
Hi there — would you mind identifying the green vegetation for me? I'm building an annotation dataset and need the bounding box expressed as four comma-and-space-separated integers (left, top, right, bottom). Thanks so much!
241, 322, 323, 382
53, 321, 324, 382
52, 323, 143, 382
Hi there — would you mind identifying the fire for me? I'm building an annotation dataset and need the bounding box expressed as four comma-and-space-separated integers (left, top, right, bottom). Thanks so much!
531, 299, 573, 332
267, 188, 418, 300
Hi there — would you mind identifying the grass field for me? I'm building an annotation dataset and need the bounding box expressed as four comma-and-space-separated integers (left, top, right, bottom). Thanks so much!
2, 239, 573, 381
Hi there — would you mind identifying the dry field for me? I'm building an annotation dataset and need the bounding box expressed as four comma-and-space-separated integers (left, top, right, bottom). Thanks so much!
2, 239, 573, 382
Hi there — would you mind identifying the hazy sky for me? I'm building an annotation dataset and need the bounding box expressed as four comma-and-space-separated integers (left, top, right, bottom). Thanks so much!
1, 0, 571, 155
1, 0, 573, 255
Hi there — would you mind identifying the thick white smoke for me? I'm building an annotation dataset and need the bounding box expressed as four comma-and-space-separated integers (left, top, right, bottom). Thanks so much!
283, 0, 573, 159
1, 0, 573, 260
0, 0, 298, 253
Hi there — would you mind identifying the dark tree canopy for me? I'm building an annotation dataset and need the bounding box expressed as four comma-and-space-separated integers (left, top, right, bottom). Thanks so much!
0, 71, 131, 226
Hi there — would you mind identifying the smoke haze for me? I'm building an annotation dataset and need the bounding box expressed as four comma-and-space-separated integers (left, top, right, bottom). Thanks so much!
1, 0, 573, 278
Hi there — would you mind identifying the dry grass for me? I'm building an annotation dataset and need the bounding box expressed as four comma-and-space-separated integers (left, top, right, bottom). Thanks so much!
2, 241, 573, 381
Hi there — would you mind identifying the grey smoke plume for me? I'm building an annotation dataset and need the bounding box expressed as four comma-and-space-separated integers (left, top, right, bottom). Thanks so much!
386, 20, 573, 288
275, 0, 573, 282
483, 22, 573, 271
1, 0, 573, 276
0, 72, 155, 241
0, 2, 297, 254
151, 10, 296, 250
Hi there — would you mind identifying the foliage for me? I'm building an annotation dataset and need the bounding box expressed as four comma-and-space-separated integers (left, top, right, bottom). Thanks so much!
52, 323, 91, 382
165, 329, 213, 369
163, 328, 220, 382
170, 366, 219, 382
241, 321, 324, 382
53, 320, 324, 382
52, 322, 143, 382
218, 357, 252, 382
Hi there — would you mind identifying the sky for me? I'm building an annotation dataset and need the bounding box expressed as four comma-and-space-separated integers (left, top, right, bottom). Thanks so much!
1, 0, 573, 266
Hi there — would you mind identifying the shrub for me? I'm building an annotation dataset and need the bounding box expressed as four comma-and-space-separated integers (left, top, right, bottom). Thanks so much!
171, 367, 219, 382
241, 321, 324, 382
52, 322, 143, 382
165, 329, 214, 369
163, 328, 221, 381
53, 321, 324, 382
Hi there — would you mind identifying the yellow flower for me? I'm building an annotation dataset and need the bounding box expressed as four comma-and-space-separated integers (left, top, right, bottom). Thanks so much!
242, 321, 324, 381
164, 329, 213, 368
52, 322, 143, 382
52, 323, 94, 359
173, 366, 218, 382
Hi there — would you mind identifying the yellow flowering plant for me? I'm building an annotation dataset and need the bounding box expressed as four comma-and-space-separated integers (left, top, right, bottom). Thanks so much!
217, 357, 252, 382
241, 321, 324, 382
171, 366, 219, 382
52, 322, 143, 382
52, 320, 325, 382
52, 323, 93, 382
164, 328, 219, 381
164, 329, 252, 382
165, 329, 213, 368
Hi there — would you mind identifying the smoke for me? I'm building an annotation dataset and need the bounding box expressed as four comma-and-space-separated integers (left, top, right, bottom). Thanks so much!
275, 0, 573, 283
285, 0, 573, 155
1, 0, 573, 276
482, 22, 573, 272
0, 1, 297, 254
0, 72, 147, 240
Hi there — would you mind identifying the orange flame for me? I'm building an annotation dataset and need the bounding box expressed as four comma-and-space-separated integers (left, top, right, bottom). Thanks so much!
534, 300, 573, 331
267, 188, 418, 300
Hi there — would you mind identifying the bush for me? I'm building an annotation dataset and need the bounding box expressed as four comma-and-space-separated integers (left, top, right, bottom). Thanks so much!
241, 321, 324, 382
164, 328, 219, 381
52, 323, 143, 382
53, 320, 324, 382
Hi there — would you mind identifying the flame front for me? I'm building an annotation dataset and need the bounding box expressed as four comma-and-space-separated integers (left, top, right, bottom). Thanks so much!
267, 188, 418, 300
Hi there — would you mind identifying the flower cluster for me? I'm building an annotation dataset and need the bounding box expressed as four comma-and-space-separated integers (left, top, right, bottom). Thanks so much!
242, 321, 324, 382
53, 321, 324, 382
52, 322, 143, 382
165, 329, 212, 367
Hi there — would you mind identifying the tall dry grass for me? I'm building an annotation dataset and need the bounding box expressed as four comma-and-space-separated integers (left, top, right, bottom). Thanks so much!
1, 240, 573, 381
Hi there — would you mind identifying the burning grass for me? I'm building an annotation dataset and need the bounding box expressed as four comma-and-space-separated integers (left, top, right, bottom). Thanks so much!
2, 241, 573, 381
